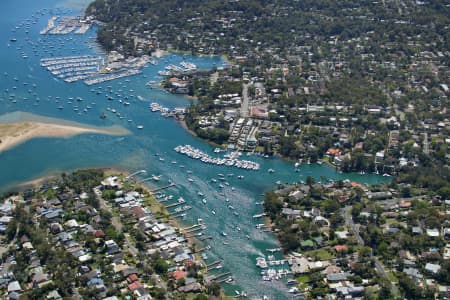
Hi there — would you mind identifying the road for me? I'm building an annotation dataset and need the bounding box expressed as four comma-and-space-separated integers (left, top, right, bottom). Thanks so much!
423, 132, 429, 155
241, 83, 249, 118
95, 188, 122, 232
342, 206, 399, 296
124, 233, 138, 257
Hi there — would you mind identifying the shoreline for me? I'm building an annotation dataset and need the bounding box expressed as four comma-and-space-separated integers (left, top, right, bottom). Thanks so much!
101, 169, 207, 265
128, 173, 205, 252
7, 166, 129, 194
9, 167, 204, 254
176, 118, 225, 149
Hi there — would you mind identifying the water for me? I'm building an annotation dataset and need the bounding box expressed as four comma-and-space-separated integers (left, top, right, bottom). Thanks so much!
0, 0, 390, 298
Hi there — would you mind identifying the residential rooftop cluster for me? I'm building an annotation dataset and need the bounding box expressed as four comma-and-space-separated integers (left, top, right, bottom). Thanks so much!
0, 170, 219, 300
264, 178, 450, 299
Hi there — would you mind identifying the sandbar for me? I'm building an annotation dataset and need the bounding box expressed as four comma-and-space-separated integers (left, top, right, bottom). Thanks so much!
0, 121, 130, 153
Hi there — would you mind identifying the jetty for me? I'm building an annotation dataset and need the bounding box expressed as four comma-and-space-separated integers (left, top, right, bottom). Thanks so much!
150, 183, 175, 193
206, 272, 232, 282
206, 260, 222, 269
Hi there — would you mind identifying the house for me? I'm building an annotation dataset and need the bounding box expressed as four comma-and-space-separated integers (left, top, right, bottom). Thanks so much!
101, 176, 120, 189
335, 231, 349, 240
444, 244, 450, 260
444, 228, 450, 238
326, 148, 341, 156
172, 270, 187, 280
327, 272, 349, 282
128, 281, 143, 291
46, 290, 62, 300
281, 208, 301, 219
334, 245, 348, 252
128, 274, 139, 283
105, 240, 120, 254
425, 263, 441, 274
412, 226, 423, 235
289, 257, 310, 274
404, 267, 423, 281
7, 281, 21, 293
8, 292, 20, 300
426, 228, 440, 238
178, 282, 203, 293
367, 191, 392, 200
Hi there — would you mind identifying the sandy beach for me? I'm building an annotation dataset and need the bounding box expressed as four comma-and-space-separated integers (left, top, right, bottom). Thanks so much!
0, 121, 130, 153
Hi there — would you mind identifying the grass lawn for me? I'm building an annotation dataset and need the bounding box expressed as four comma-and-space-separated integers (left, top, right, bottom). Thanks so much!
142, 195, 168, 216
387, 271, 398, 283
296, 274, 311, 290
304, 249, 334, 260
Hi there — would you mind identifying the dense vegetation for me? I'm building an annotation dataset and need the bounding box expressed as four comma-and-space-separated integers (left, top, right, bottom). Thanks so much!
87, 0, 450, 57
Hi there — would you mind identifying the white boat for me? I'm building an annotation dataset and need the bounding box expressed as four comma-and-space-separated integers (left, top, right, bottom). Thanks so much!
151, 175, 162, 181
136, 125, 144, 129
256, 257, 268, 268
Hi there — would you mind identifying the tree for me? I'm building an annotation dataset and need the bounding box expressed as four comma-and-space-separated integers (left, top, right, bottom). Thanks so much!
154, 258, 168, 275
306, 176, 315, 186
194, 294, 208, 300
5, 219, 17, 242
207, 282, 221, 296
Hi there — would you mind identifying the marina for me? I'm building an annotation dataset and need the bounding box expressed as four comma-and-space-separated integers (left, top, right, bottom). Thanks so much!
174, 144, 260, 171
40, 53, 149, 85
40, 15, 92, 35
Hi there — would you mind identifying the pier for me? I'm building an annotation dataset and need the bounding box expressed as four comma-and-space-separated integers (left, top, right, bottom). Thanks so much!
125, 170, 147, 180
206, 260, 222, 269
164, 202, 183, 209
206, 272, 232, 282
182, 224, 204, 233
150, 183, 175, 193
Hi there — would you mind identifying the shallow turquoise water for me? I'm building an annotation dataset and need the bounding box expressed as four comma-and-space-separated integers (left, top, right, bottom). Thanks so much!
0, 0, 390, 298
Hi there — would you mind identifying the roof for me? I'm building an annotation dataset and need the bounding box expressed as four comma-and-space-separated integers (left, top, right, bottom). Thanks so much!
427, 228, 440, 237
425, 263, 441, 274
334, 245, 348, 252
399, 200, 412, 208
128, 274, 138, 283
172, 270, 187, 280
412, 226, 422, 234
7, 281, 21, 293
326, 148, 341, 156
327, 272, 349, 282
403, 267, 423, 279
128, 281, 143, 291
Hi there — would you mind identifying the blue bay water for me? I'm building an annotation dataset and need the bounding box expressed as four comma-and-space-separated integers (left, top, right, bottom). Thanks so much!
0, 0, 390, 298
